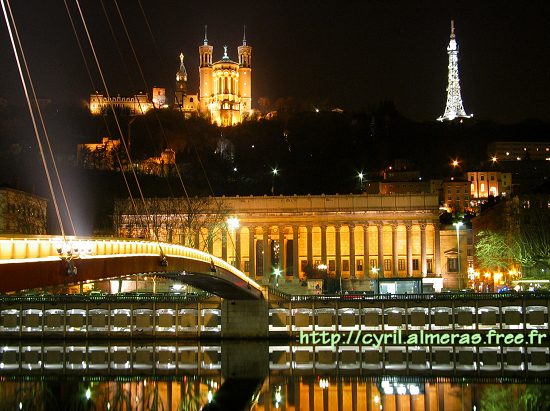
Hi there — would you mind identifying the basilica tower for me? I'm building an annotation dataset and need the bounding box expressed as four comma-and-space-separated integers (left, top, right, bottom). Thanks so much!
238, 26, 252, 117
174, 53, 187, 108
198, 26, 213, 113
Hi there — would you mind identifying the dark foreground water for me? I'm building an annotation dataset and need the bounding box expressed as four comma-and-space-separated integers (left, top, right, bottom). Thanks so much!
0, 340, 549, 410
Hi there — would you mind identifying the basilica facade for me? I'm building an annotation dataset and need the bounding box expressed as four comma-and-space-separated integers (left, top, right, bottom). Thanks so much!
175, 28, 252, 126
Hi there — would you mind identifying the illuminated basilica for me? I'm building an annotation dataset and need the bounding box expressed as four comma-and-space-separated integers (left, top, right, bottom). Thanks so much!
175, 27, 253, 126
90, 28, 252, 127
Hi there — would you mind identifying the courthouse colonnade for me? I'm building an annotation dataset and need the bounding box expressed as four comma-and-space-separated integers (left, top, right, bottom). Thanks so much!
117, 194, 448, 283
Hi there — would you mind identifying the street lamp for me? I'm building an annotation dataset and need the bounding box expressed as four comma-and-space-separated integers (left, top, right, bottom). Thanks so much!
358, 172, 364, 190
453, 221, 463, 289
271, 168, 279, 195
273, 268, 281, 287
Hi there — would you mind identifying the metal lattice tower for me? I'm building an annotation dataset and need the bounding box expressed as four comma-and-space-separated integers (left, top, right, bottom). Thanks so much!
437, 20, 473, 121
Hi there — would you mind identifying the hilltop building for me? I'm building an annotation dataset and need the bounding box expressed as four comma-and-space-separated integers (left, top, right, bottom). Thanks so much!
89, 27, 253, 127
175, 27, 253, 126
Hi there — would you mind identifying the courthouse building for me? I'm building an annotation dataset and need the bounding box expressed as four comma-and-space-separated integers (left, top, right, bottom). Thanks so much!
115, 194, 469, 290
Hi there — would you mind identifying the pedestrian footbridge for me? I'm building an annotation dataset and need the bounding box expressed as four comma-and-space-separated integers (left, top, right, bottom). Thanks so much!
0, 236, 262, 300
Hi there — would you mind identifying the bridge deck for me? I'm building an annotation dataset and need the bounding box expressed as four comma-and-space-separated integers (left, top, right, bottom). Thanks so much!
0, 236, 262, 299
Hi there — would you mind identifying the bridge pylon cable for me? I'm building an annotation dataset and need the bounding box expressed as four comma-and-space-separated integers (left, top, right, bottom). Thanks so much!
73, 0, 165, 258
1, 0, 68, 238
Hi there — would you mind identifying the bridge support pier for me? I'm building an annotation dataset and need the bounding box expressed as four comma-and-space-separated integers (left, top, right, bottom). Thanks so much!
221, 298, 268, 338
221, 340, 269, 380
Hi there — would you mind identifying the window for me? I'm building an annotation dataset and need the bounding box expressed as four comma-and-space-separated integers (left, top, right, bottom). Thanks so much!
427, 259, 433, 273
490, 175, 495, 181
481, 183, 485, 192
481, 175, 485, 181
398, 259, 406, 271
470, 176, 474, 181
370, 259, 377, 269
189, 97, 194, 102
301, 260, 308, 272
413, 259, 419, 270
447, 257, 458, 272
384, 259, 391, 272
329, 260, 336, 271
244, 261, 250, 272
343, 260, 350, 271
357, 259, 363, 271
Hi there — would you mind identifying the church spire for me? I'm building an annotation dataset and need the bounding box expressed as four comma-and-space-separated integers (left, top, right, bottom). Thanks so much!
203, 25, 208, 45
242, 25, 247, 46
176, 52, 187, 82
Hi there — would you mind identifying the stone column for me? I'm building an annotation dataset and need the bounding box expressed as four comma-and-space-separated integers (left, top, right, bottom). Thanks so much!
420, 224, 427, 275
221, 229, 228, 261
249, 226, 256, 279
434, 224, 441, 275
349, 224, 356, 279
292, 225, 299, 279
262, 226, 270, 279
194, 230, 200, 251
235, 226, 241, 269
335, 224, 341, 275
392, 223, 398, 277
363, 224, 370, 275
406, 224, 413, 276
321, 224, 327, 264
207, 226, 214, 255
377, 223, 384, 277
307, 225, 313, 268
278, 226, 285, 274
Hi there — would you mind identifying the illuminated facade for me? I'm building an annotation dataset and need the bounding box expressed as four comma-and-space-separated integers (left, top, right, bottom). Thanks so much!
176, 27, 252, 126
89, 93, 152, 115
442, 178, 470, 213
467, 171, 512, 200
115, 194, 471, 289
77, 137, 121, 170
437, 20, 472, 122
0, 187, 47, 235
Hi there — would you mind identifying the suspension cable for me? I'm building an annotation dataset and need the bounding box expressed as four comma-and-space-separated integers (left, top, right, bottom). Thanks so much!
73, 0, 163, 255
1, 0, 66, 238
5, 0, 77, 236
63, 0, 142, 234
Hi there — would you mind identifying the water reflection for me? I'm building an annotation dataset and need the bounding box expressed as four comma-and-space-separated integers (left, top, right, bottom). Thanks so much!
2, 377, 550, 410
0, 340, 548, 410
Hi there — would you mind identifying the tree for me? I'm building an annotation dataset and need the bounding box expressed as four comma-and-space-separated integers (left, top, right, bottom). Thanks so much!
113, 196, 229, 251
475, 231, 513, 272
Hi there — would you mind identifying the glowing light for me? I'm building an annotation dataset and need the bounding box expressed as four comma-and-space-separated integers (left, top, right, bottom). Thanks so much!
491, 156, 498, 163
317, 263, 328, 270
172, 283, 184, 291
85, 388, 91, 400
409, 384, 420, 395
452, 159, 459, 167
207, 391, 213, 403
226, 217, 240, 231
273, 268, 282, 277
272, 168, 279, 176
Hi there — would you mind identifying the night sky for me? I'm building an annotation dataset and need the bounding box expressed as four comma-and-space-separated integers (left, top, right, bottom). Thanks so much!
0, 1, 549, 123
